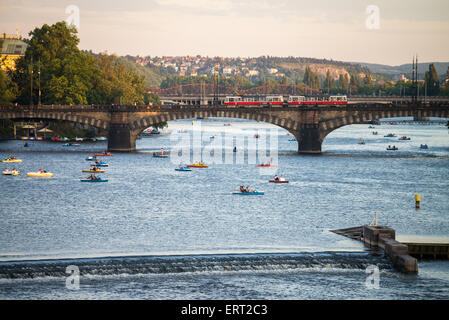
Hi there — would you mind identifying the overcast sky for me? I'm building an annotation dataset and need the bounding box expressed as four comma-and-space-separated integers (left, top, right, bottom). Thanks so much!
1, 0, 448, 65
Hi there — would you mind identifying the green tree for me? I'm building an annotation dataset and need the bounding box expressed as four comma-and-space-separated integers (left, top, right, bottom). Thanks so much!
13, 21, 98, 105
0, 69, 17, 105
425, 64, 440, 96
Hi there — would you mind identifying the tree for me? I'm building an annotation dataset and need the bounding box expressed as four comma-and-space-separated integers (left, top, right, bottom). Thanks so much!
425, 64, 440, 96
325, 70, 335, 93
13, 21, 98, 105
0, 69, 17, 105
11, 21, 145, 105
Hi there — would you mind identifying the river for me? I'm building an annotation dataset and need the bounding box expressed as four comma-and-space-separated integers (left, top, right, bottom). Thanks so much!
0, 118, 448, 299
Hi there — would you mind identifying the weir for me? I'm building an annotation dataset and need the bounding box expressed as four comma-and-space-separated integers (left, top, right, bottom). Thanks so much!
332, 225, 449, 274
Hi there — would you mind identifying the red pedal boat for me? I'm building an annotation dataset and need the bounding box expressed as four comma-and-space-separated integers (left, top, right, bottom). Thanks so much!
269, 180, 289, 183
94, 152, 114, 157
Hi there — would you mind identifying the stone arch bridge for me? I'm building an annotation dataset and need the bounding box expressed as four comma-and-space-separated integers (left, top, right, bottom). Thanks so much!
1, 102, 448, 153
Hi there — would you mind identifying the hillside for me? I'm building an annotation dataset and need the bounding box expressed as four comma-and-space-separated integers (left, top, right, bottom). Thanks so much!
352, 61, 449, 79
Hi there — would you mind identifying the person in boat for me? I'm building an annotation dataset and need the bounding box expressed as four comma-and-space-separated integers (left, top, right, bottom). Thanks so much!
39, 169, 47, 173
12, 168, 17, 172
279, 175, 285, 182
245, 186, 250, 193
274, 175, 279, 181
4, 168, 10, 173
240, 185, 245, 193
249, 187, 255, 193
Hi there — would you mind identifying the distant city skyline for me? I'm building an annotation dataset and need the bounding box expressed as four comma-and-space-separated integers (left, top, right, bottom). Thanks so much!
1, 0, 449, 66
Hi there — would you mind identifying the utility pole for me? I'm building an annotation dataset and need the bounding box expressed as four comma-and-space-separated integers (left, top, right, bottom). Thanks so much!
38, 58, 41, 106
30, 56, 33, 106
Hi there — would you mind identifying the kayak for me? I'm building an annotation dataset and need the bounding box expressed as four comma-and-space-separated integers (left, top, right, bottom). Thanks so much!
27, 172, 54, 177
80, 178, 108, 182
2, 170, 20, 176
257, 164, 278, 168
232, 191, 264, 195
175, 167, 192, 171
186, 164, 209, 168
1, 159, 22, 163
86, 156, 96, 161
269, 180, 289, 183
82, 169, 105, 173
63, 143, 80, 146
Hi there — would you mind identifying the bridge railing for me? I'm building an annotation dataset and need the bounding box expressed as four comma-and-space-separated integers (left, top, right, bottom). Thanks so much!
0, 105, 155, 112
0, 100, 448, 112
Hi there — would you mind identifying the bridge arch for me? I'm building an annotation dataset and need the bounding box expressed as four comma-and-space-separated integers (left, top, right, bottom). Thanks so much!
319, 108, 449, 146
0, 111, 109, 131
129, 110, 300, 137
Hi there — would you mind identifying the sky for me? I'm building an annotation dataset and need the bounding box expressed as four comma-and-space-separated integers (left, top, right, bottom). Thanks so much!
1, 0, 449, 65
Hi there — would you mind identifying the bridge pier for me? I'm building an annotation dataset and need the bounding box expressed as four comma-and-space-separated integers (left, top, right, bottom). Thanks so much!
107, 124, 136, 152
295, 126, 322, 154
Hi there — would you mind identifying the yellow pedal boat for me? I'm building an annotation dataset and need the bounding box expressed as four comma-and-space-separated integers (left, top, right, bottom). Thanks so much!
27, 172, 54, 177
82, 169, 105, 173
1, 158, 23, 163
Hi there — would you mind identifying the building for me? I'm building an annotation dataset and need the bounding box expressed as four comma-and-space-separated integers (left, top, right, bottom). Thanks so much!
246, 70, 259, 77
0, 32, 28, 71
222, 66, 232, 75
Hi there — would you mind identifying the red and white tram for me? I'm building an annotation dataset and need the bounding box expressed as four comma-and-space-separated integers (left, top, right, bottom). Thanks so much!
224, 95, 347, 106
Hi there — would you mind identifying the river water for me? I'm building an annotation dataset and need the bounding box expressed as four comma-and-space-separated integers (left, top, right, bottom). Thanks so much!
0, 118, 448, 299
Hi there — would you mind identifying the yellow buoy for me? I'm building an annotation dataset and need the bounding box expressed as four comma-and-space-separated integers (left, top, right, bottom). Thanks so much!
415, 194, 421, 209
